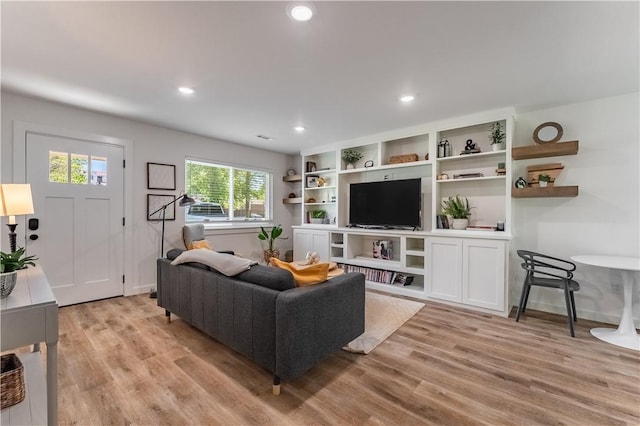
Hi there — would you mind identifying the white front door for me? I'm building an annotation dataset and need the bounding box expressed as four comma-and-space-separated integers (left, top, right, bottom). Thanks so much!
26, 132, 124, 306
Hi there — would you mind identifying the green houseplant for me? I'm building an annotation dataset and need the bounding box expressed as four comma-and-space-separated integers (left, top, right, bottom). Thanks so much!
310, 210, 327, 224
342, 149, 363, 169
489, 122, 505, 151
441, 195, 473, 230
538, 174, 551, 187
257, 225, 287, 263
1, 247, 38, 298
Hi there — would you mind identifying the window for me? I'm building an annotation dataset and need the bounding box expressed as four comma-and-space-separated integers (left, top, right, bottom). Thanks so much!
185, 159, 271, 223
49, 151, 108, 185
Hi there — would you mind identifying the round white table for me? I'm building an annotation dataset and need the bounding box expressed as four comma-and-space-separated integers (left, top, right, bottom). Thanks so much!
571, 255, 640, 351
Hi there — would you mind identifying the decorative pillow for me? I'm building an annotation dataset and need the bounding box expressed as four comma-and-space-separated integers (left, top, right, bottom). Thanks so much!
189, 240, 212, 250
166, 248, 185, 261
171, 249, 256, 276
236, 265, 296, 291
270, 258, 329, 287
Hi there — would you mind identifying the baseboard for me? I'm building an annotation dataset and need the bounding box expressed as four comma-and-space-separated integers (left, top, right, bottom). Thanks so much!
127, 283, 155, 296
518, 301, 627, 326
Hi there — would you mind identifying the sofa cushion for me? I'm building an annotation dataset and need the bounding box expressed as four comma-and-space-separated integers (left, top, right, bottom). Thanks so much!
270, 258, 329, 287
183, 223, 205, 249
236, 264, 296, 291
171, 249, 255, 276
190, 240, 213, 250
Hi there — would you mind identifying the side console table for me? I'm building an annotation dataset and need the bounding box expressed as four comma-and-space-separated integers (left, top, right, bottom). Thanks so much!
1, 266, 58, 425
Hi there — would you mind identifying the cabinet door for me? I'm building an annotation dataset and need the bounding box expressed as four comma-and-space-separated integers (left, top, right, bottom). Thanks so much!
293, 229, 330, 261
427, 237, 462, 302
462, 239, 506, 311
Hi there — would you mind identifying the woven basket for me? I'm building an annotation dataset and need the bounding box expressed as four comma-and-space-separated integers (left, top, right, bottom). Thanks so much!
389, 153, 419, 164
1, 354, 25, 410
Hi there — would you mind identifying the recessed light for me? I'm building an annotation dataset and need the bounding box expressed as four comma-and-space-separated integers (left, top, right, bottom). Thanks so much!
288, 4, 314, 22
400, 95, 415, 103
178, 87, 194, 95
294, 126, 305, 132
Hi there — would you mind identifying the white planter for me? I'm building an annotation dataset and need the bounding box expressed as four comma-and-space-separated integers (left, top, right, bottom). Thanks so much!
492, 143, 502, 151
310, 218, 324, 224
346, 163, 355, 170
0, 271, 18, 298
539, 181, 548, 187
452, 218, 469, 230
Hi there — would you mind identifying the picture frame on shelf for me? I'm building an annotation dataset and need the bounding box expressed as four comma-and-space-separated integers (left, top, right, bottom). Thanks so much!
147, 162, 176, 190
306, 176, 319, 188
305, 161, 317, 173
147, 194, 176, 221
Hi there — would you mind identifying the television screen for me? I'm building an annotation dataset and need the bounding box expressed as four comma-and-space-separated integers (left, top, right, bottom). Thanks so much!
349, 178, 422, 229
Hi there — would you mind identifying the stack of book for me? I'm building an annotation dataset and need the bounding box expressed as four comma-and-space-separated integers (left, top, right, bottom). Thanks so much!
338, 264, 413, 286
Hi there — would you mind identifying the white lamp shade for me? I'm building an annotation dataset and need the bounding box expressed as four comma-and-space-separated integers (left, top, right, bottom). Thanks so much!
0, 184, 35, 216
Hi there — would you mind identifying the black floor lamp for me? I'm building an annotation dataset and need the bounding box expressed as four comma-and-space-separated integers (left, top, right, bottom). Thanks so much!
149, 193, 195, 257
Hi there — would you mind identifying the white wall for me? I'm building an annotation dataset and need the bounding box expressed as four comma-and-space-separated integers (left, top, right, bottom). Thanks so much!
511, 92, 640, 324
1, 91, 295, 294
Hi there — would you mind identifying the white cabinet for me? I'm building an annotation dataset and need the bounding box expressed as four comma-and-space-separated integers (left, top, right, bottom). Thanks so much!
293, 228, 329, 261
427, 237, 462, 302
428, 236, 507, 315
462, 239, 506, 311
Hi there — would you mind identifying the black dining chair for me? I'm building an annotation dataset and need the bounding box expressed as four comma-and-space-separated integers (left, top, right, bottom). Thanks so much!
515, 250, 580, 337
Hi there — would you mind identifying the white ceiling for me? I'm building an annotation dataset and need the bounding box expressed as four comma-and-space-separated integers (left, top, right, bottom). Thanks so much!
2, 1, 638, 154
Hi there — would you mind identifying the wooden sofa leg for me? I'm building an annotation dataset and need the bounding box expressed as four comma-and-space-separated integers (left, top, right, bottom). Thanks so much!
272, 375, 281, 396
165, 310, 171, 323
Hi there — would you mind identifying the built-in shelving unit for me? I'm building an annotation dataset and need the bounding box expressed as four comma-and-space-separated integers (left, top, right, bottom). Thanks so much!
293, 109, 515, 316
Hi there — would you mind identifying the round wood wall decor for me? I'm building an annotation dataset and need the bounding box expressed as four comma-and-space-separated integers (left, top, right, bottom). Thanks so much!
533, 122, 564, 144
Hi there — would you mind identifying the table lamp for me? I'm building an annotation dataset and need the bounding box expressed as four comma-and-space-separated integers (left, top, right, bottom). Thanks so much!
0, 184, 35, 253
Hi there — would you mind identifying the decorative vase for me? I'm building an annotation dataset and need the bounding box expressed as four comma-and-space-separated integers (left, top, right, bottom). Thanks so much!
539, 181, 548, 187
452, 218, 469, 230
263, 249, 280, 264
0, 271, 18, 298
346, 163, 355, 170
492, 143, 501, 151
310, 218, 323, 224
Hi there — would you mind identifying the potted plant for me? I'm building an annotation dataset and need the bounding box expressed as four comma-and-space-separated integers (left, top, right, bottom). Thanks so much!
310, 210, 327, 224
1, 247, 38, 298
342, 149, 363, 169
257, 225, 287, 263
441, 195, 473, 230
538, 174, 551, 187
489, 122, 505, 151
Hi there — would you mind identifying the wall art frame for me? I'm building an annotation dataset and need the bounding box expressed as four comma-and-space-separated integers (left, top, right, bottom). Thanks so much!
147, 194, 176, 221
147, 162, 176, 190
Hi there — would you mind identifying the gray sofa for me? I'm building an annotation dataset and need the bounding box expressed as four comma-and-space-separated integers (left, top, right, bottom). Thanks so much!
157, 252, 365, 394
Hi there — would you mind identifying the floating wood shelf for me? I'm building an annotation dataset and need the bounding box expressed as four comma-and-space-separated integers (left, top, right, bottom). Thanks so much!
282, 174, 302, 182
282, 197, 302, 204
512, 140, 578, 160
512, 186, 579, 198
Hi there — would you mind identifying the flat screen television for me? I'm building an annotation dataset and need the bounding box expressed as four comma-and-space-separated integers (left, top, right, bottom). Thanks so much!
349, 178, 422, 229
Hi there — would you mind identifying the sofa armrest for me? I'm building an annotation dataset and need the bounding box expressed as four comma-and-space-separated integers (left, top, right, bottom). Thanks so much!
274, 272, 365, 381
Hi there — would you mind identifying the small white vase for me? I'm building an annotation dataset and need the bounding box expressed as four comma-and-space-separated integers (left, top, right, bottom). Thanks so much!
539, 181, 548, 188
492, 143, 502, 151
346, 163, 355, 170
452, 218, 469, 230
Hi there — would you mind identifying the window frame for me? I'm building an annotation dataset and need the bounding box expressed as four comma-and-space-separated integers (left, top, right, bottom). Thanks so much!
185, 157, 273, 226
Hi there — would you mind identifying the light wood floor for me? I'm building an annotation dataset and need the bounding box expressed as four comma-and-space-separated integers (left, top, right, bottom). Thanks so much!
39, 293, 640, 425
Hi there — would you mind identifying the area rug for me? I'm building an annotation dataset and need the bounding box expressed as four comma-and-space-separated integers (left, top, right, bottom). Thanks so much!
343, 291, 425, 354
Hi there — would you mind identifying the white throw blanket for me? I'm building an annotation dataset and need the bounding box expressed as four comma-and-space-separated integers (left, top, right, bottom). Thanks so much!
171, 249, 257, 276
